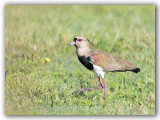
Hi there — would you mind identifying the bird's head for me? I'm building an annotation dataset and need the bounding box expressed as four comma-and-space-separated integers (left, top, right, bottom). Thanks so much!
68, 36, 89, 48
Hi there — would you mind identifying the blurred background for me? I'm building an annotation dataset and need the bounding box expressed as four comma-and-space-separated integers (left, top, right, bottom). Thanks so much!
5, 5, 155, 115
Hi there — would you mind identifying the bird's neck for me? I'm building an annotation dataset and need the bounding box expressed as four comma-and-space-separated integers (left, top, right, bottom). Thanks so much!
76, 46, 91, 58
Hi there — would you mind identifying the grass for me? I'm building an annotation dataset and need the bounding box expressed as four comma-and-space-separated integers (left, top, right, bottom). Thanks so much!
5, 5, 155, 115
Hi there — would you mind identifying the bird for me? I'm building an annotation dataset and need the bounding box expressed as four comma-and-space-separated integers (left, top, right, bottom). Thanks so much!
68, 36, 140, 99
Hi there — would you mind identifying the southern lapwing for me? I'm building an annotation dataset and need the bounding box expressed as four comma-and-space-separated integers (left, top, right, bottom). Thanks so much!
68, 36, 140, 99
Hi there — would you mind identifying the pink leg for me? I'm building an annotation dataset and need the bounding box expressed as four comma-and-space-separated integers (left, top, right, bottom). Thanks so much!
102, 78, 107, 99
77, 77, 103, 95
99, 77, 104, 88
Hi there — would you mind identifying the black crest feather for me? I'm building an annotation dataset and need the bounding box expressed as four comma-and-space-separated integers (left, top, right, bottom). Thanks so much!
87, 39, 96, 48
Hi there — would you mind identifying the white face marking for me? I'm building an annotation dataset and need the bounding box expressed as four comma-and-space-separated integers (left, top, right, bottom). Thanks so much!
75, 36, 82, 39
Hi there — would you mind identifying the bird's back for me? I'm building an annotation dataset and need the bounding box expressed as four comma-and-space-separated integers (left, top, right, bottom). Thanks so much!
90, 50, 140, 73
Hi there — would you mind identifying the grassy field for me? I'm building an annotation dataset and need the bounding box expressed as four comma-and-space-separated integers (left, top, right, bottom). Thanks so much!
5, 5, 155, 115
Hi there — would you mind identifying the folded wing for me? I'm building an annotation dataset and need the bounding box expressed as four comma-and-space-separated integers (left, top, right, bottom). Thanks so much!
90, 50, 140, 73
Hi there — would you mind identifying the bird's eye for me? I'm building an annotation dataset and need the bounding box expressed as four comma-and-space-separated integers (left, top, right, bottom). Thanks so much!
77, 39, 82, 42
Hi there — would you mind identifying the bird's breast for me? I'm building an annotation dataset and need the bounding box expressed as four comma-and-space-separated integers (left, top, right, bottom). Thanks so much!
78, 56, 94, 70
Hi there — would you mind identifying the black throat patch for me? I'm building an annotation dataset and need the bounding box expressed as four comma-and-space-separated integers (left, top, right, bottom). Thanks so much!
78, 56, 94, 71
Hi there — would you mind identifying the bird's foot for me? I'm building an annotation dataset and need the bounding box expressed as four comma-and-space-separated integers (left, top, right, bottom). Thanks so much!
77, 89, 84, 95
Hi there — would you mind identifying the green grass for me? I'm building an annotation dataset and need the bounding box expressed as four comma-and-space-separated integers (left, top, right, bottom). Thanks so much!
5, 5, 155, 115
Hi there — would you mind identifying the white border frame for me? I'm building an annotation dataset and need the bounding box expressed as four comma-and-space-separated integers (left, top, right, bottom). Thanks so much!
1, 0, 159, 120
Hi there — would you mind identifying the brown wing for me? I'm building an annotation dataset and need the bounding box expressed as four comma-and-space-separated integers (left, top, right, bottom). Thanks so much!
90, 50, 137, 72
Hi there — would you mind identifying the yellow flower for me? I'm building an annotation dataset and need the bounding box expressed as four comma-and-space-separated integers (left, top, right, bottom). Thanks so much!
45, 57, 51, 62
42, 59, 45, 63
